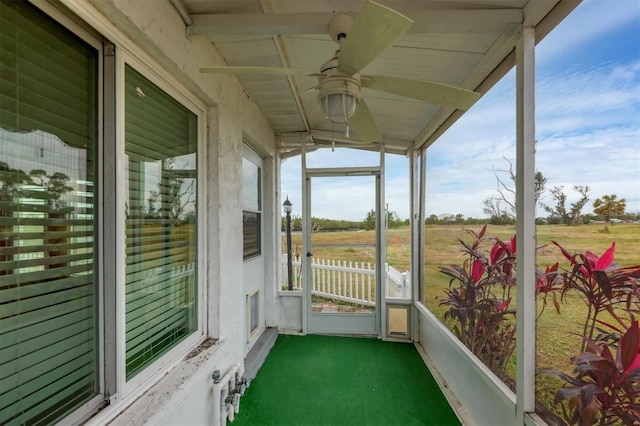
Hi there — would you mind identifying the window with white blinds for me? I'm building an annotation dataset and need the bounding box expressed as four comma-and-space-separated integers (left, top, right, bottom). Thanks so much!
124, 65, 198, 379
242, 155, 261, 260
0, 2, 99, 425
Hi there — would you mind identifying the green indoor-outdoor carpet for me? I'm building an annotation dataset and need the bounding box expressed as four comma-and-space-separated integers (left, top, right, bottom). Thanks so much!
233, 334, 460, 426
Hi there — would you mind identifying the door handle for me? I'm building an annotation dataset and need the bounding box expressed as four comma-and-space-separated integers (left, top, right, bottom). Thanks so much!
306, 252, 313, 257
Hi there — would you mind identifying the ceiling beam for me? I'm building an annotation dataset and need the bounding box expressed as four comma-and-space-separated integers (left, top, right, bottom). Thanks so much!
188, 9, 522, 36
278, 130, 410, 155
309, 129, 411, 150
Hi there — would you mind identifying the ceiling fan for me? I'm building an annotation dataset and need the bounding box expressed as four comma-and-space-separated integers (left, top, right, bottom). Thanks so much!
200, 1, 481, 143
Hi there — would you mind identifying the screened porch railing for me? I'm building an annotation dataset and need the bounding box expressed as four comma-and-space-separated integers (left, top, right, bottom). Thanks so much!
281, 255, 411, 305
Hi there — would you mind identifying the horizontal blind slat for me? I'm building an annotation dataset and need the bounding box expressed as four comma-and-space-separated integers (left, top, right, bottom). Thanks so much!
0, 239, 93, 257
0, 217, 92, 227
0, 360, 96, 424
0, 284, 93, 330
0, 326, 94, 393
126, 305, 188, 351
0, 272, 93, 304
0, 262, 93, 288
126, 276, 189, 323
125, 266, 191, 304
0, 306, 93, 349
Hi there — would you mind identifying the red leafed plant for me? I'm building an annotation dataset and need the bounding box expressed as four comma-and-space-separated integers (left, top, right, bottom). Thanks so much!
535, 261, 564, 319
542, 320, 640, 425
552, 241, 640, 352
541, 241, 640, 424
439, 226, 640, 422
439, 225, 518, 379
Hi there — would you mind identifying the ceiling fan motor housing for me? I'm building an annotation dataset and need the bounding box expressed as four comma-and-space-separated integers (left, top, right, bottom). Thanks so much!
328, 13, 354, 43
318, 54, 361, 123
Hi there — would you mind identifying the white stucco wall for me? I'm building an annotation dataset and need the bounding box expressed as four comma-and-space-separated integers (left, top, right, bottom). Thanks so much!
54, 0, 279, 424
108, 340, 236, 426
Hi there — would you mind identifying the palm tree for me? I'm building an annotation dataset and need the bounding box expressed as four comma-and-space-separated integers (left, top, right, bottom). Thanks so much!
593, 194, 626, 232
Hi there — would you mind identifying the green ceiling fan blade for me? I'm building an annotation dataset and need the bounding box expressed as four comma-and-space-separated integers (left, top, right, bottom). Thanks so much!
350, 99, 381, 143
338, 1, 413, 75
362, 75, 481, 110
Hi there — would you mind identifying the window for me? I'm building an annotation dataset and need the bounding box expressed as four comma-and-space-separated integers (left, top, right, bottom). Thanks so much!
0, 2, 99, 424
242, 153, 261, 260
1, 2, 206, 423
124, 65, 198, 379
247, 289, 260, 338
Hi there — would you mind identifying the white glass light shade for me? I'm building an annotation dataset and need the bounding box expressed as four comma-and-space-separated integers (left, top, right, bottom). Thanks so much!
320, 92, 358, 123
317, 72, 361, 124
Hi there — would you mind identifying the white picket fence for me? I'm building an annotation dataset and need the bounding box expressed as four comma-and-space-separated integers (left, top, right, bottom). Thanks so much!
281, 255, 411, 305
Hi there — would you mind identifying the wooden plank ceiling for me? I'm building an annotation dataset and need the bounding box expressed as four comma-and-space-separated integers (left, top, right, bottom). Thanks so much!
179, 0, 579, 156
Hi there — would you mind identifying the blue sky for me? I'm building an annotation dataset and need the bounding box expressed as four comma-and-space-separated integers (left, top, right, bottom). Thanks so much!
281, 0, 640, 221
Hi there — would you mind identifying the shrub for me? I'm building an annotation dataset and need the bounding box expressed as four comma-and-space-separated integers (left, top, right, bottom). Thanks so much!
439, 225, 517, 379
542, 242, 640, 424
439, 226, 640, 423
542, 320, 640, 425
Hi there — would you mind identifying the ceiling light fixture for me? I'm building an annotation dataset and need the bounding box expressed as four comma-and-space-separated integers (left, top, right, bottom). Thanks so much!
317, 52, 361, 135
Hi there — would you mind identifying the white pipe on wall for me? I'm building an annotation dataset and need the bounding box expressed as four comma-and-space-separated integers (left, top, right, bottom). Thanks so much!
220, 383, 229, 426
212, 363, 241, 426
227, 402, 233, 422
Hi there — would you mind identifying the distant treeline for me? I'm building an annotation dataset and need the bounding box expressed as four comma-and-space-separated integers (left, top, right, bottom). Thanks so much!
281, 211, 640, 232
281, 209, 408, 232
423, 211, 640, 226
281, 216, 365, 232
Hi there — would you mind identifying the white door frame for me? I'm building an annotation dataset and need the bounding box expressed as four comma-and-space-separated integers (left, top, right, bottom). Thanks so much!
242, 144, 265, 352
301, 161, 385, 336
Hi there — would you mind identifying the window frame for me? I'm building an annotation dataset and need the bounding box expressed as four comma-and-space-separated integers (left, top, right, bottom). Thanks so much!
247, 288, 260, 339
0, 1, 107, 424
114, 49, 208, 400
8, 1, 211, 423
242, 145, 263, 262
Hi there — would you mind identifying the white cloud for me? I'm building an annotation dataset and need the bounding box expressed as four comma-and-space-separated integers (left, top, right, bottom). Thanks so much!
537, 62, 640, 129
536, 0, 640, 67
386, 174, 411, 220
423, 50, 640, 218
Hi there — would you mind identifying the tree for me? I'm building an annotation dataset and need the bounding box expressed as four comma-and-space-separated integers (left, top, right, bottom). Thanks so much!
146, 192, 160, 219
439, 213, 456, 224
543, 186, 567, 224
425, 214, 439, 225
543, 185, 590, 225
483, 198, 509, 221
593, 194, 626, 231
45, 172, 74, 211
149, 158, 195, 226
291, 214, 302, 231
363, 209, 376, 230
0, 162, 32, 202
387, 210, 401, 228
1, 163, 34, 275
28, 169, 74, 212
483, 157, 547, 221
568, 185, 590, 225
363, 209, 402, 230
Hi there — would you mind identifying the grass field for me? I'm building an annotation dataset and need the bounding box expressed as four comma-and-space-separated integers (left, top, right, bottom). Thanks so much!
284, 223, 640, 415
